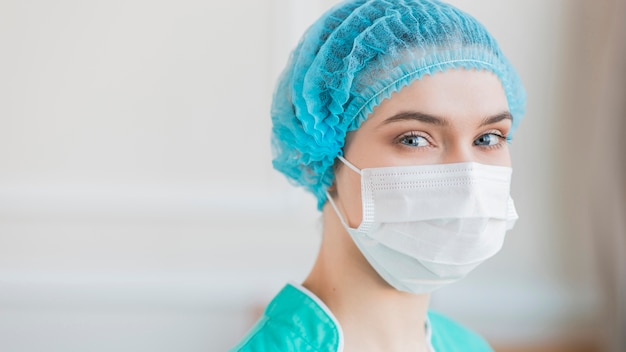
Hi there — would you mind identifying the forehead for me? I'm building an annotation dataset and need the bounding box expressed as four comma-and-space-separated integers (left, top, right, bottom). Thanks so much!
366, 69, 509, 124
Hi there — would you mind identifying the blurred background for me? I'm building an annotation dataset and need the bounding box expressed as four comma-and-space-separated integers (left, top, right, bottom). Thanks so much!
0, 0, 624, 351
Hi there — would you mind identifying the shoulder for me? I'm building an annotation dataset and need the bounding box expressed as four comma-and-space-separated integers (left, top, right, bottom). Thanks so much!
428, 311, 494, 352
230, 284, 342, 352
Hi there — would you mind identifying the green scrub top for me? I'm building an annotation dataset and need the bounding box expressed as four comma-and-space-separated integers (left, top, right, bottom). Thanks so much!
230, 283, 493, 352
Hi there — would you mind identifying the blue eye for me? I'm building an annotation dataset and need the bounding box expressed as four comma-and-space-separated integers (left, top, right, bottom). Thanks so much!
474, 133, 504, 147
399, 133, 430, 147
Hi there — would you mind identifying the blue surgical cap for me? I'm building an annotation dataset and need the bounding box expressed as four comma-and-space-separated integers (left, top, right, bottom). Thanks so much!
271, 0, 526, 209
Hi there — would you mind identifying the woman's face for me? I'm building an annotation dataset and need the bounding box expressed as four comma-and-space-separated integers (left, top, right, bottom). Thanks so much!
332, 68, 512, 228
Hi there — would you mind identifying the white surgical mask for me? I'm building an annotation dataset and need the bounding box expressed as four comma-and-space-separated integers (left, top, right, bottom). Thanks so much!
327, 156, 518, 294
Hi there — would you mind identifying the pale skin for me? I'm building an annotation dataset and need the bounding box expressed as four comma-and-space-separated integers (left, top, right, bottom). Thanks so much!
302, 68, 512, 352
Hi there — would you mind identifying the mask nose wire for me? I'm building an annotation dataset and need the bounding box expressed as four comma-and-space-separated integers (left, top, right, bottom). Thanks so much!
337, 155, 362, 175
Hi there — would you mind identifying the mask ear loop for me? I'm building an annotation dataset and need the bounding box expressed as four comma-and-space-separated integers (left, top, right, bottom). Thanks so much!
325, 191, 354, 231
325, 155, 361, 231
337, 155, 362, 175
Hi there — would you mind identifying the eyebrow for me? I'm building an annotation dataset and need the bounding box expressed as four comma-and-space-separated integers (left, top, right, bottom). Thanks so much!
380, 110, 512, 128
478, 111, 513, 127
380, 111, 449, 127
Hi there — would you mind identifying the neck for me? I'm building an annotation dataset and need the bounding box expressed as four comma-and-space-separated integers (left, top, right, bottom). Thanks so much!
303, 204, 431, 352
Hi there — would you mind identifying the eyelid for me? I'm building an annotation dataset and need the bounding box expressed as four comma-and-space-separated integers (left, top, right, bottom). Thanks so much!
474, 131, 508, 150
397, 130, 432, 141
395, 130, 435, 148
480, 129, 507, 139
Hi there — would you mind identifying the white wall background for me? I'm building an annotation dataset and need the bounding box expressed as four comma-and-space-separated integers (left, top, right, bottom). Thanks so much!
0, 0, 618, 351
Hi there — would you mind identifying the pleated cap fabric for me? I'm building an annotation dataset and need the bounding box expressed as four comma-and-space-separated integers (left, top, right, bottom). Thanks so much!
271, 0, 526, 209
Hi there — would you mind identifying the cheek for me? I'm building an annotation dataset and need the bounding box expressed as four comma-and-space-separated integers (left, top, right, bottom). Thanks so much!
477, 146, 512, 167
503, 151, 512, 167
334, 166, 364, 228
494, 144, 512, 166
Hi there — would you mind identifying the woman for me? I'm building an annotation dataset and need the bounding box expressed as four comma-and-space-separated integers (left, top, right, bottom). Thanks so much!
232, 0, 525, 351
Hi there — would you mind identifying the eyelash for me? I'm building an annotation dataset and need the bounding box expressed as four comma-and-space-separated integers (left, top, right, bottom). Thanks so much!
395, 131, 433, 149
394, 130, 509, 150
473, 131, 508, 150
